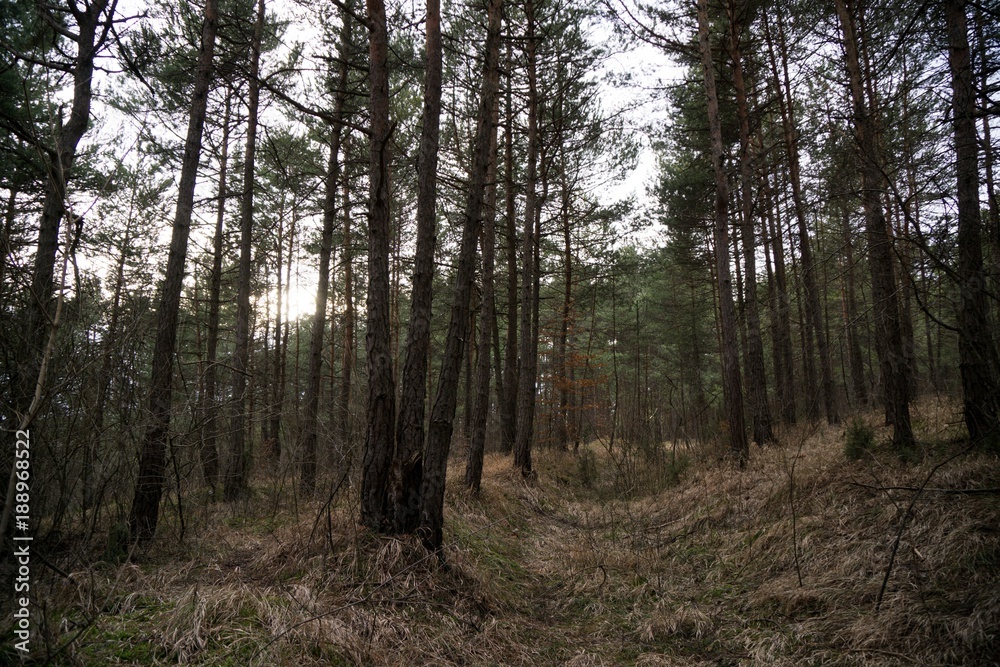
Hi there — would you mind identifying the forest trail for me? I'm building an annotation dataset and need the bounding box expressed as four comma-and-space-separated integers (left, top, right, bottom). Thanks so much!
16, 399, 1000, 666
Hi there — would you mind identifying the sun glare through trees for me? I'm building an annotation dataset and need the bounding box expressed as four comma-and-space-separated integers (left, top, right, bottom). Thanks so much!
1, 0, 999, 663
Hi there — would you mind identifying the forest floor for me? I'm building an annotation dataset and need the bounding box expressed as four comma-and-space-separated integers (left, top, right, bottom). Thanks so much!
8, 396, 1000, 666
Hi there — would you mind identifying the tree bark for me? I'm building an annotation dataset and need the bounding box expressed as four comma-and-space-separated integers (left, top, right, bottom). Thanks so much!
129, 0, 218, 542
361, 0, 396, 530
301, 12, 351, 495
391, 0, 444, 532
834, 0, 913, 450
500, 40, 519, 455
419, 0, 503, 550
839, 206, 868, 407
697, 0, 748, 463
200, 90, 230, 494
224, 0, 265, 502
20, 0, 109, 394
514, 0, 540, 476
945, 0, 999, 442
730, 1, 773, 445
338, 134, 356, 457
466, 94, 501, 493
759, 161, 796, 423
766, 11, 838, 425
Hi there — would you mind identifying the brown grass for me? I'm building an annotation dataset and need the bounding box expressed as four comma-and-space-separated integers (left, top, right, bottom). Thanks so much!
14, 397, 1000, 665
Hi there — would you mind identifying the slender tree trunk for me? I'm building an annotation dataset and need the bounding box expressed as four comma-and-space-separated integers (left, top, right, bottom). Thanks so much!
200, 90, 230, 494
18, 0, 111, 420
697, 0, 748, 463
361, 0, 397, 530
129, 0, 218, 542
500, 43, 519, 454
767, 11, 838, 425
835, 0, 913, 450
730, 2, 773, 445
466, 95, 502, 492
945, 0, 999, 442
514, 0, 539, 475
224, 0, 265, 502
266, 191, 290, 462
301, 14, 351, 494
840, 206, 868, 406
339, 136, 356, 457
419, 0, 503, 550
760, 162, 796, 423
0, 186, 17, 301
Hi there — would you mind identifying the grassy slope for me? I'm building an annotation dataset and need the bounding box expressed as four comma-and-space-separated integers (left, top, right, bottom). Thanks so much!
9, 398, 1000, 666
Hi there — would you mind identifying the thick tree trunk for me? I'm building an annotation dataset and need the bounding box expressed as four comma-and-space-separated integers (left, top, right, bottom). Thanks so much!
129, 0, 218, 543
361, 0, 397, 530
391, 0, 444, 533
419, 0, 503, 550
224, 0, 265, 502
697, 0, 748, 463
834, 0, 913, 451
945, 0, 999, 442
975, 10, 1000, 280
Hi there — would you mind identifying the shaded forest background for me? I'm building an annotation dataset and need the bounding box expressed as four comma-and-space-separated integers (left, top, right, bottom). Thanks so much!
1, 0, 1000, 661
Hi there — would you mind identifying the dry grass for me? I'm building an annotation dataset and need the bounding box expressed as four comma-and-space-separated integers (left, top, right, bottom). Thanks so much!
11, 397, 1000, 665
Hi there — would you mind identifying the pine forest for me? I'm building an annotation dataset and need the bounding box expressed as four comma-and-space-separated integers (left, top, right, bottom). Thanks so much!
2, 0, 1000, 663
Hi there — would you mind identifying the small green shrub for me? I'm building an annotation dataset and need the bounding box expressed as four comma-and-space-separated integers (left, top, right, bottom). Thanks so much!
844, 417, 874, 460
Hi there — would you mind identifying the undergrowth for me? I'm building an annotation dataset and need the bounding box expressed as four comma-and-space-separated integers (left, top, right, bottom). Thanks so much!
6, 398, 999, 665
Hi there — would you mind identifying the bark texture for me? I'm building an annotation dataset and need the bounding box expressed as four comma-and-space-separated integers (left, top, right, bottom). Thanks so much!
130, 0, 219, 542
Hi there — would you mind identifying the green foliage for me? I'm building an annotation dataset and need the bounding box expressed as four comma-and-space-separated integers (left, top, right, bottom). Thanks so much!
844, 417, 875, 460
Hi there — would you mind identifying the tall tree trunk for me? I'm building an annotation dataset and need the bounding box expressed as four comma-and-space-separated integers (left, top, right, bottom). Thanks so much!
513, 0, 539, 476
730, 1, 773, 445
18, 0, 111, 421
301, 13, 351, 495
200, 91, 230, 494
834, 0, 913, 450
268, 191, 287, 462
697, 0, 748, 463
945, 0, 999, 442
975, 9, 1000, 280
766, 11, 838, 425
224, 0, 265, 502
500, 42, 519, 454
361, 0, 396, 530
419, 0, 503, 551
839, 206, 868, 407
466, 95, 502, 492
129, 0, 218, 542
759, 161, 796, 423
392, 0, 444, 533
338, 135, 356, 457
